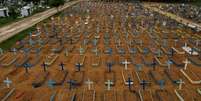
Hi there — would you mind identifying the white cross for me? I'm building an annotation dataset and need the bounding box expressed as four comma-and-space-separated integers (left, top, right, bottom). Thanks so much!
118, 39, 121, 46
65, 49, 68, 56
167, 60, 172, 70
93, 47, 98, 56
13, 48, 17, 55
0, 48, 3, 55
79, 46, 84, 55
196, 40, 199, 46
85, 79, 93, 90
4, 77, 12, 88
122, 60, 131, 70
183, 59, 190, 70
105, 80, 113, 91
184, 42, 187, 47
167, 63, 171, 70
178, 79, 185, 90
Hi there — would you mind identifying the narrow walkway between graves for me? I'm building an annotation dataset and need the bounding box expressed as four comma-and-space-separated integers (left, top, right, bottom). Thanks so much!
0, 0, 82, 43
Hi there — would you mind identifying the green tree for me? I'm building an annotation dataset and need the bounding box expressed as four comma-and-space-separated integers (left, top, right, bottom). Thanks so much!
49, 0, 65, 11
8, 6, 20, 19
23, 0, 41, 5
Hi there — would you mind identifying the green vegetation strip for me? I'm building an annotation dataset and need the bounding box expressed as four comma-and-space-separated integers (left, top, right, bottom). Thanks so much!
0, 9, 65, 51
0, 17, 21, 27
191, 0, 201, 6
0, 27, 35, 50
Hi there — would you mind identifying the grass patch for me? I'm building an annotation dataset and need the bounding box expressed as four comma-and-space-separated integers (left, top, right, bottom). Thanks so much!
191, 0, 201, 6
0, 17, 21, 27
0, 27, 36, 50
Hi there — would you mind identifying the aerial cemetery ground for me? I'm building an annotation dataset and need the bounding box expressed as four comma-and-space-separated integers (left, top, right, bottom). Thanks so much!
0, 1, 201, 101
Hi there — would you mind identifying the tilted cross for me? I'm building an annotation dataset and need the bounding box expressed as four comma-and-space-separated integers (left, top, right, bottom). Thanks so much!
92, 47, 98, 56
75, 63, 82, 72
105, 80, 113, 91
130, 48, 137, 54
4, 77, 12, 88
158, 80, 165, 90
177, 79, 185, 90
136, 64, 142, 71
93, 39, 98, 47
143, 48, 149, 55
41, 62, 47, 72
122, 59, 131, 70
118, 39, 121, 46
67, 80, 76, 90
119, 48, 125, 55
166, 60, 173, 70
48, 79, 56, 89
126, 77, 133, 91
140, 80, 149, 90
174, 39, 178, 46
64, 48, 69, 57
35, 48, 40, 54
184, 42, 187, 47
59, 62, 65, 71
0, 48, 3, 55
183, 59, 190, 70
70, 38, 73, 44
23, 48, 30, 54
24, 63, 31, 73
163, 39, 167, 47
12, 48, 17, 55
83, 39, 87, 46
190, 48, 195, 55
170, 48, 175, 57
29, 32, 32, 37
196, 40, 199, 46
107, 48, 113, 55
29, 38, 34, 46
59, 39, 63, 45
157, 49, 162, 57
85, 79, 93, 90
106, 62, 113, 72
38, 38, 43, 46
152, 58, 157, 70
139, 40, 143, 46
79, 46, 84, 55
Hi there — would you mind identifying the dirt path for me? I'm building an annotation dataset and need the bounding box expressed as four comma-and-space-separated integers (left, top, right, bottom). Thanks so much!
0, 0, 82, 43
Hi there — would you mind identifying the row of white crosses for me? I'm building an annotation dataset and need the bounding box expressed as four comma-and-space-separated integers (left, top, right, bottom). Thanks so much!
121, 59, 186, 90
3, 77, 184, 90
85, 79, 114, 91
123, 57, 190, 71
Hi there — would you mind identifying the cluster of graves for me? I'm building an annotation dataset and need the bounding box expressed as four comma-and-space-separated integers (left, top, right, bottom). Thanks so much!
156, 3, 201, 24
0, 1, 201, 101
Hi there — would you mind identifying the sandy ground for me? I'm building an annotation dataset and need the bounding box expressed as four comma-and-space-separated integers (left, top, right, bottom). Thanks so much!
0, 1, 201, 101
